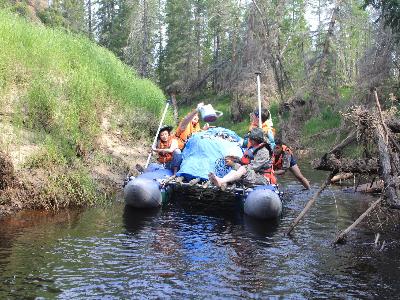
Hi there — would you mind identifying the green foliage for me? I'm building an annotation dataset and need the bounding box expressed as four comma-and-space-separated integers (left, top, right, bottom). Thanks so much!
363, 0, 400, 39
11, 1, 30, 18
37, 7, 68, 28
338, 86, 354, 101
0, 0, 8, 8
24, 80, 58, 132
303, 107, 341, 136
269, 102, 280, 129
54, 167, 101, 207
24, 137, 68, 169
0, 9, 165, 166
41, 166, 103, 209
0, 10, 168, 207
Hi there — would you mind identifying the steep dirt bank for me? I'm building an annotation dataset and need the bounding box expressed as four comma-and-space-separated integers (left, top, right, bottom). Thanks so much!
0, 110, 149, 218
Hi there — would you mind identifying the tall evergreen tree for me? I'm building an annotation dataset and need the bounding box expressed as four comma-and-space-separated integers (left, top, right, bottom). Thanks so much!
123, 0, 160, 78
160, 0, 194, 88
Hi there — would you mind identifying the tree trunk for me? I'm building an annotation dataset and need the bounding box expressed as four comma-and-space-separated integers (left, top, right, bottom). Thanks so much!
375, 123, 400, 207
312, 155, 379, 174
140, 0, 149, 78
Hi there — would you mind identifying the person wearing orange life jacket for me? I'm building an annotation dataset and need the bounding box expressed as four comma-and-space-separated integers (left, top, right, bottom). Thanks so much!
273, 138, 310, 189
152, 125, 182, 175
246, 108, 275, 149
175, 102, 209, 150
208, 127, 276, 187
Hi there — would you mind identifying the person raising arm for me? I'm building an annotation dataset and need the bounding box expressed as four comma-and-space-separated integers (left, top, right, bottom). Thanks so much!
175, 102, 209, 150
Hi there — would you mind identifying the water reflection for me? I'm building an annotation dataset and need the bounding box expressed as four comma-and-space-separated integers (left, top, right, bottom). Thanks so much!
242, 215, 280, 238
122, 205, 160, 234
0, 173, 399, 298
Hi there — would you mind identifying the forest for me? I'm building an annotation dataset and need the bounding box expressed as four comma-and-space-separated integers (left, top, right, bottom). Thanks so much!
7, 0, 398, 144
0, 0, 399, 211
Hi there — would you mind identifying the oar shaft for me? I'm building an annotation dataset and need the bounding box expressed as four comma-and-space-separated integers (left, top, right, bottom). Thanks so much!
256, 73, 262, 128
145, 102, 170, 168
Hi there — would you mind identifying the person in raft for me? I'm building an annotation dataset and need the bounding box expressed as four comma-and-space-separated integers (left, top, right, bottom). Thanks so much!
175, 102, 209, 150
152, 125, 182, 175
273, 138, 310, 190
248, 108, 275, 149
208, 127, 276, 188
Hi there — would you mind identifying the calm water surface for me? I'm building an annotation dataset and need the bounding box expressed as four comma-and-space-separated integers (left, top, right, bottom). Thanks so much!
0, 165, 400, 299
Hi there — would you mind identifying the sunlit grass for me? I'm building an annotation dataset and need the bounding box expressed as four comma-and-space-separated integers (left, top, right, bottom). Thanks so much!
0, 9, 165, 164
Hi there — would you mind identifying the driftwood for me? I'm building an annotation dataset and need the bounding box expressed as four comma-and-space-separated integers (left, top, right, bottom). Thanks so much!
334, 196, 383, 244
324, 89, 400, 244
373, 89, 400, 208
331, 172, 353, 183
328, 130, 357, 155
375, 122, 400, 207
286, 172, 335, 236
312, 155, 378, 173
387, 119, 400, 133
293, 88, 400, 242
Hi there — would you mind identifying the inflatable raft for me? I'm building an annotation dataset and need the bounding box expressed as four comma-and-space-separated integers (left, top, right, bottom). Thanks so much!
124, 127, 282, 219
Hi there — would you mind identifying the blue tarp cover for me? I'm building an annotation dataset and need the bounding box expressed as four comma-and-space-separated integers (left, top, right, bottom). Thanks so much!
177, 127, 244, 180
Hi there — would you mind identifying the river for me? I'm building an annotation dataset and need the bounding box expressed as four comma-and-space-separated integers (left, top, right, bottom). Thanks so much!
0, 164, 399, 299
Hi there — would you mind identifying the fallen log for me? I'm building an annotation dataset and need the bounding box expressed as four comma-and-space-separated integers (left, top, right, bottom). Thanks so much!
312, 154, 378, 174
334, 196, 383, 244
375, 125, 400, 207
331, 172, 353, 183
328, 130, 357, 155
387, 119, 400, 133
286, 172, 335, 236
373, 90, 400, 208
354, 180, 384, 193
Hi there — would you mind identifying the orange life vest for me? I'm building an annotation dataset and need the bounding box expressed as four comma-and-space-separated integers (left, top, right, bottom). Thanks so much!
241, 143, 277, 184
175, 121, 201, 150
157, 136, 174, 164
273, 144, 293, 170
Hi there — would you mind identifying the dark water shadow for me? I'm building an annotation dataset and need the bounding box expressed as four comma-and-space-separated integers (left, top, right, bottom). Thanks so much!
171, 193, 243, 222
122, 205, 161, 234
242, 214, 281, 238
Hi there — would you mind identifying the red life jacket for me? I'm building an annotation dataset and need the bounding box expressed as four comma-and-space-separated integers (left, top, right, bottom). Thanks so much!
273, 144, 293, 170
241, 143, 277, 184
157, 136, 173, 164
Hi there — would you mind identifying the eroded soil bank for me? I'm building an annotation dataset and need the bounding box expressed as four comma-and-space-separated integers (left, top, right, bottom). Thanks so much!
0, 111, 148, 218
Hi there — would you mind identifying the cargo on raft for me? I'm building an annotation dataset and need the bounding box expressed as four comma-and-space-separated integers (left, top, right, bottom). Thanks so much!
124, 127, 282, 220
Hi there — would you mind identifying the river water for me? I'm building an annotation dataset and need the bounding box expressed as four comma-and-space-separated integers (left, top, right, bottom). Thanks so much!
1, 165, 400, 299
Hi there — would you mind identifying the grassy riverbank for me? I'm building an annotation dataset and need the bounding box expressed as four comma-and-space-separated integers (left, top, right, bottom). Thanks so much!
0, 10, 166, 214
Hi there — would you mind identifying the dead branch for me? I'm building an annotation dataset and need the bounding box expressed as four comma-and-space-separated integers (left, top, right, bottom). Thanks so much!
334, 197, 383, 244
286, 172, 336, 236
328, 130, 357, 156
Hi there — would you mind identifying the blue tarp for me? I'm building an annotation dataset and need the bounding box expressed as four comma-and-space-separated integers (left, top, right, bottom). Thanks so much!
177, 127, 244, 180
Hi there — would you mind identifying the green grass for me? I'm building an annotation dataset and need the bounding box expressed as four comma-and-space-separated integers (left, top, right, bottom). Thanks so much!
0, 9, 165, 164
0, 10, 167, 207
302, 106, 341, 136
